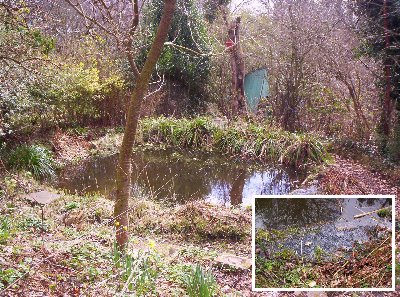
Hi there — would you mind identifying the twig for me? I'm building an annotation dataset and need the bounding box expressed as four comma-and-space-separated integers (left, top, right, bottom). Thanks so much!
353, 207, 390, 219
332, 260, 349, 277
364, 236, 391, 261
352, 265, 388, 287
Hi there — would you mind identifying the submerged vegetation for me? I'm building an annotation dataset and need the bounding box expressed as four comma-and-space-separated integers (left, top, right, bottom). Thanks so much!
255, 227, 392, 288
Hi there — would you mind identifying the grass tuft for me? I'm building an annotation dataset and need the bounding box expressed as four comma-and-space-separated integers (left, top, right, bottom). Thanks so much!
7, 144, 56, 179
184, 264, 217, 297
139, 116, 329, 168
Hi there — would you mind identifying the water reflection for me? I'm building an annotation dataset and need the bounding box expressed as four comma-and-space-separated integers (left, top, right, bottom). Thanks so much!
255, 198, 341, 229
57, 149, 304, 205
255, 197, 391, 229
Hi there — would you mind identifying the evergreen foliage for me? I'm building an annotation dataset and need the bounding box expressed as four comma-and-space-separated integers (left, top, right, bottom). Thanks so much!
140, 0, 211, 104
357, 0, 400, 161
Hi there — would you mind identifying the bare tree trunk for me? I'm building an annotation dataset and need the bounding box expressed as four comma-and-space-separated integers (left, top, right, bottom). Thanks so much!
345, 80, 371, 137
114, 0, 176, 249
223, 10, 245, 117
379, 0, 393, 148
380, 57, 393, 137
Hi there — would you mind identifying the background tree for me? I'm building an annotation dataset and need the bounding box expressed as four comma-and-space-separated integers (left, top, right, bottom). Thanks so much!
202, 0, 246, 116
356, 0, 400, 160
139, 0, 211, 109
224, 15, 245, 116
0, 1, 55, 138
237, 0, 378, 137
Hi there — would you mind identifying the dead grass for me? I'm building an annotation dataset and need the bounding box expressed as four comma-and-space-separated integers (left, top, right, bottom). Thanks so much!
316, 232, 392, 288
129, 199, 251, 243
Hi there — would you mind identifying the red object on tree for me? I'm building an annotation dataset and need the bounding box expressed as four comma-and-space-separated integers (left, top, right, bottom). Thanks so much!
225, 39, 234, 49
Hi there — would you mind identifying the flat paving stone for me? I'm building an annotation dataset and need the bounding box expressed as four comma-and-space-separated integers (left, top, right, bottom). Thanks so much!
24, 190, 61, 205
214, 254, 251, 270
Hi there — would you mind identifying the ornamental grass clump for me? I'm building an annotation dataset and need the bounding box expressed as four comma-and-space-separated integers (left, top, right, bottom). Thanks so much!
280, 134, 329, 167
184, 264, 217, 297
7, 144, 56, 179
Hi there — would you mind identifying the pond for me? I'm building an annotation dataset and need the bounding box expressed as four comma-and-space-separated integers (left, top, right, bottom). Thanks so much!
56, 148, 305, 206
255, 197, 392, 259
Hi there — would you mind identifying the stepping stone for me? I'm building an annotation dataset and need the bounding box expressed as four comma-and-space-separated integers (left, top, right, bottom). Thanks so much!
214, 254, 251, 270
24, 190, 61, 205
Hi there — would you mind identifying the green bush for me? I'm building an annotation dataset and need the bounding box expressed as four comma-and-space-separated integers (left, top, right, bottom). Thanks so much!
2, 55, 125, 137
29, 63, 104, 127
7, 144, 55, 179
140, 0, 211, 104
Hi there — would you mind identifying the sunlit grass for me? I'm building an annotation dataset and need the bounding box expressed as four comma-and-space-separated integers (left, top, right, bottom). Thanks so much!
7, 144, 56, 179
139, 116, 329, 167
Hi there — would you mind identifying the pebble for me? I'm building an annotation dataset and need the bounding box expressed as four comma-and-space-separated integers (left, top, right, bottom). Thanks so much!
222, 285, 231, 293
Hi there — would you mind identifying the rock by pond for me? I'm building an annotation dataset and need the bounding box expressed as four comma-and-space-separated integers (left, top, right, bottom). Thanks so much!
56, 148, 306, 206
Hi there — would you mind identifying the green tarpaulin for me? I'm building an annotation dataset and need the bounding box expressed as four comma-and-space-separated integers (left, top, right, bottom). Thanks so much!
244, 68, 269, 113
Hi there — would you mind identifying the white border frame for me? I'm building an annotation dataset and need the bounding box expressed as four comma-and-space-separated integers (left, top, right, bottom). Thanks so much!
252, 195, 396, 292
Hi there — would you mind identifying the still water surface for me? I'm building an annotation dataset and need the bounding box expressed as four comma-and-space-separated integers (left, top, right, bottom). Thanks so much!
57, 149, 305, 206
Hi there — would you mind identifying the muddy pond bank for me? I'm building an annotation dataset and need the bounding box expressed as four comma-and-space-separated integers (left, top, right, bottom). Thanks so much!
56, 148, 306, 206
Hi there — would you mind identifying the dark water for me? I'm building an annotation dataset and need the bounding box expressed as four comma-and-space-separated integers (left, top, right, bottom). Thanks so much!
255, 197, 392, 258
57, 149, 305, 206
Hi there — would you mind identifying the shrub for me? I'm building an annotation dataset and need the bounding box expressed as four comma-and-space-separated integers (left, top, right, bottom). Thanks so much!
7, 144, 55, 179
140, 0, 211, 104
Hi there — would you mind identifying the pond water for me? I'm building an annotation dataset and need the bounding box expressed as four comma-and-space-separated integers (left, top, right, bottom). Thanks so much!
255, 197, 392, 258
56, 149, 305, 206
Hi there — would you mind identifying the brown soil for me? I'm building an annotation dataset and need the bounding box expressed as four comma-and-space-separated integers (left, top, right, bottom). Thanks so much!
319, 155, 399, 197
51, 129, 93, 164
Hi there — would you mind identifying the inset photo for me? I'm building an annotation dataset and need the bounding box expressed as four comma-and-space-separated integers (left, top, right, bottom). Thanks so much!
252, 195, 395, 291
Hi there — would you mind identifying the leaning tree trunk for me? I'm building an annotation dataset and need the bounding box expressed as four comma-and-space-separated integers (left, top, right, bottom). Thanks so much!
114, 0, 176, 249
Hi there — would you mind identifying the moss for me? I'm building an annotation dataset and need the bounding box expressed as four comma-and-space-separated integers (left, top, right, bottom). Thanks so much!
377, 208, 391, 218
